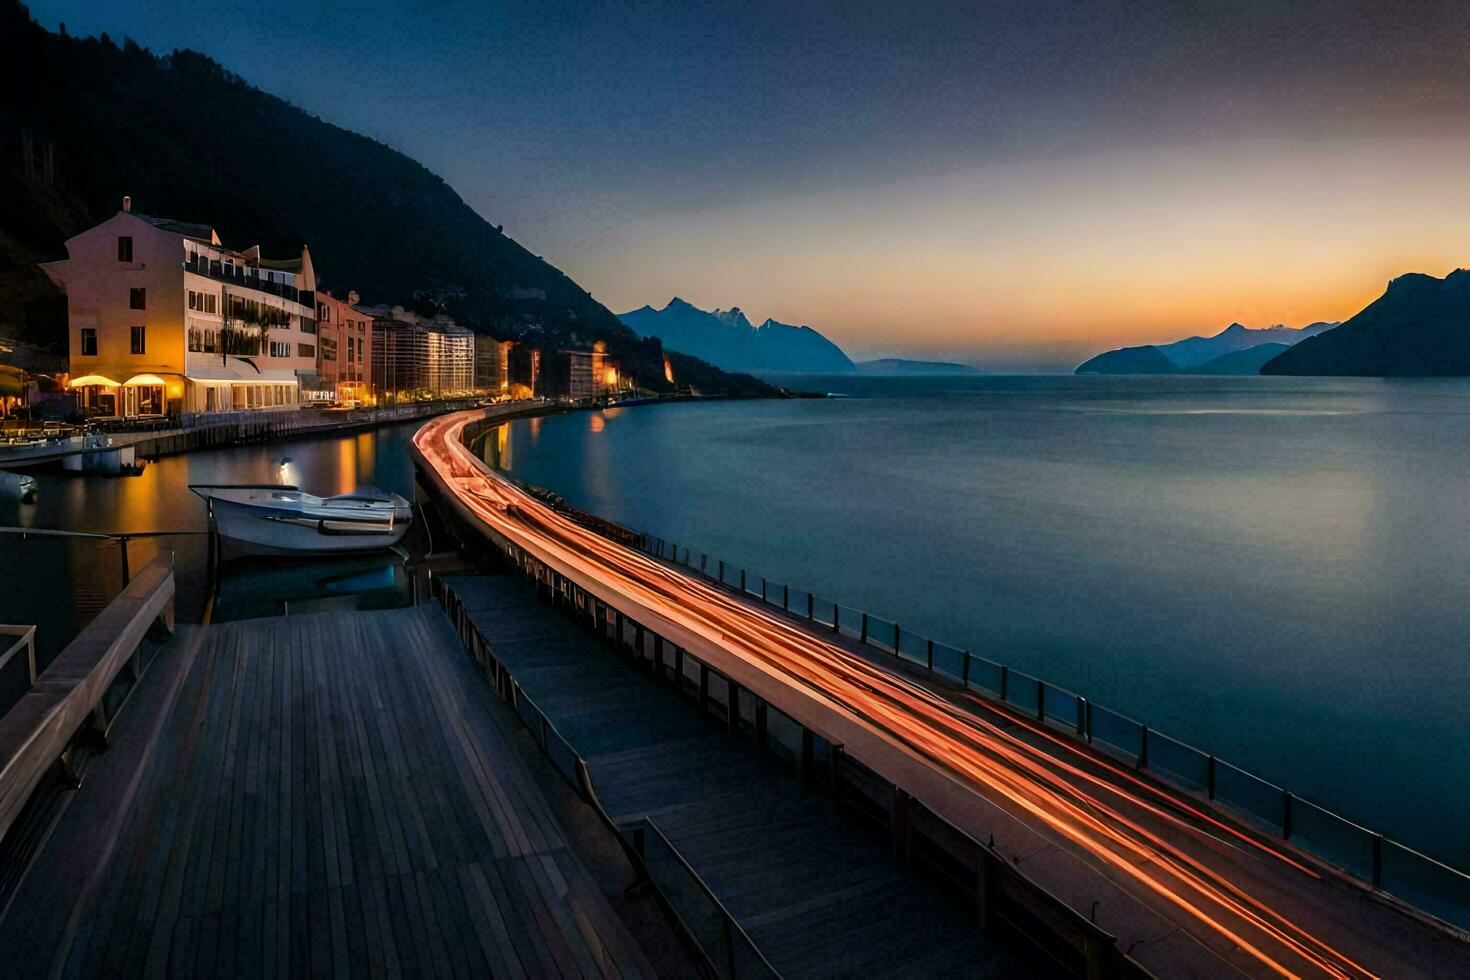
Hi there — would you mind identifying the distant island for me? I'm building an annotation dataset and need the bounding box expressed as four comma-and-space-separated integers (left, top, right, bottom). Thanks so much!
855, 358, 980, 376
1263, 270, 1470, 376
1076, 321, 1338, 375
620, 298, 854, 375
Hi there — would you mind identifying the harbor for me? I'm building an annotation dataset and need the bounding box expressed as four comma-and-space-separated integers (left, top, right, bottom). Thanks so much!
0, 402, 1468, 976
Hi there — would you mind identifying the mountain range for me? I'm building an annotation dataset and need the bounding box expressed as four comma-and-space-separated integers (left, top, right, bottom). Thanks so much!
619, 299, 855, 374
0, 4, 771, 397
1076, 321, 1338, 375
1262, 271, 1470, 376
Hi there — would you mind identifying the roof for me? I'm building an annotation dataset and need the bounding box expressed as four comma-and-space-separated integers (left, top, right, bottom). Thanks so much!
131, 211, 217, 241
258, 256, 304, 272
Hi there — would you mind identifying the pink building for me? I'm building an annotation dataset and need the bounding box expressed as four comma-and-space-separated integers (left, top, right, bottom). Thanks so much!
41, 197, 319, 419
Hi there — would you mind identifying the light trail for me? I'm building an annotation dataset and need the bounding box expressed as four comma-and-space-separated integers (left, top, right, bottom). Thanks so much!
415, 410, 1383, 979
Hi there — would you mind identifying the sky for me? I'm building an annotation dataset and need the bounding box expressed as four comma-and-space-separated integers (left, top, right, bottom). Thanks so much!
26, 0, 1470, 368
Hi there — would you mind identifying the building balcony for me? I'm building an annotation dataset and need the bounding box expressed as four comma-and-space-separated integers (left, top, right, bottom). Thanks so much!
183, 255, 308, 307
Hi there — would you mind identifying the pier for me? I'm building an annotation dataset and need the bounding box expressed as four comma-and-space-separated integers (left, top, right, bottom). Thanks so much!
413, 406, 1470, 978
0, 574, 670, 976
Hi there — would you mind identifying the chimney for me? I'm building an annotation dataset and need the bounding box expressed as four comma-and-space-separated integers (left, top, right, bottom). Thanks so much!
122, 195, 131, 213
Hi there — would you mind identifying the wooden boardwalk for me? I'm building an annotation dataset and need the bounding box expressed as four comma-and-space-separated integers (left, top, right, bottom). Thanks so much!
443, 574, 1020, 978
2, 606, 654, 978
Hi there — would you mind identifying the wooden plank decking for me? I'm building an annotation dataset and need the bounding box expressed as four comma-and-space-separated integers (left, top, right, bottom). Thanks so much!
442, 574, 1021, 978
2, 605, 653, 978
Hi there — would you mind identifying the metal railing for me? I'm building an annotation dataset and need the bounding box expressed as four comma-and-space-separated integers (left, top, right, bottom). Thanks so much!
633, 533, 1470, 931
0, 627, 36, 691
625, 817, 778, 979
428, 522, 1144, 978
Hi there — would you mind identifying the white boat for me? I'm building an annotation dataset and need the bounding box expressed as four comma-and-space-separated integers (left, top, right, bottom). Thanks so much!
190, 483, 413, 555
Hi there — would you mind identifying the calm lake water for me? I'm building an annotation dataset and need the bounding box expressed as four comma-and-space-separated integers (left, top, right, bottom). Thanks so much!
0, 420, 422, 708
486, 375, 1470, 868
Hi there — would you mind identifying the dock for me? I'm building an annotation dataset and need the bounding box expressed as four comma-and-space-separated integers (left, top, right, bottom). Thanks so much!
440, 573, 1021, 977
0, 602, 662, 977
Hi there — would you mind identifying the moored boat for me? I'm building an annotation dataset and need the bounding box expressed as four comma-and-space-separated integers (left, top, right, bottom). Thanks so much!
190, 483, 412, 555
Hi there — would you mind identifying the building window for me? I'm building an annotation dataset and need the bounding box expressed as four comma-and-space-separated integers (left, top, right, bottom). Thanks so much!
131, 325, 146, 354
117, 236, 133, 262
269, 340, 291, 358
129, 287, 146, 310
298, 343, 316, 359
80, 327, 98, 356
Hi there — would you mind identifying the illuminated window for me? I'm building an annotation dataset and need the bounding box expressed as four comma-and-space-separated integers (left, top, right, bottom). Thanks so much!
80, 327, 98, 356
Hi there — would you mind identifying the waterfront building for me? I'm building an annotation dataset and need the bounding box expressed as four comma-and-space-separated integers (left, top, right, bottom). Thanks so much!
566, 341, 625, 402
314, 289, 374, 403
508, 344, 541, 399
40, 198, 318, 418
474, 335, 512, 396
566, 347, 607, 402
356, 304, 473, 400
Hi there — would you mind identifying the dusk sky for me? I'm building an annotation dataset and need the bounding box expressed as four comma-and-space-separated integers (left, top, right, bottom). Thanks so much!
28, 0, 1470, 368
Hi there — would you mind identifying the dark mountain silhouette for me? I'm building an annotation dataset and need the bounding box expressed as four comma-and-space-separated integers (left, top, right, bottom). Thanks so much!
1076, 321, 1337, 375
619, 298, 854, 375
1192, 343, 1290, 375
1263, 271, 1470, 376
1075, 346, 1179, 374
0, 3, 772, 395
1157, 322, 1337, 367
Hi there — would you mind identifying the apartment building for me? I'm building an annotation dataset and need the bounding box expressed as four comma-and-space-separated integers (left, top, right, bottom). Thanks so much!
474, 335, 511, 396
315, 289, 374, 402
40, 198, 318, 418
356, 304, 473, 400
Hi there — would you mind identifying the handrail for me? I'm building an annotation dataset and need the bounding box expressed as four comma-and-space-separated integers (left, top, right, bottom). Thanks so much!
434, 578, 772, 977
0, 627, 37, 688
0, 555, 174, 846
625, 815, 781, 978
638, 532, 1470, 921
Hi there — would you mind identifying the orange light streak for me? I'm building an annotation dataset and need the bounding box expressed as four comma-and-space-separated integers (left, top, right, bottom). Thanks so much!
414, 411, 1381, 979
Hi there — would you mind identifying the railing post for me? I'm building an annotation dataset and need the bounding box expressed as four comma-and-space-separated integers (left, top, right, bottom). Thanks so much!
998, 664, 1008, 701
962, 650, 971, 687
1076, 696, 1086, 737
783, 584, 789, 611
1139, 725, 1149, 769
807, 593, 814, 620
1036, 680, 1045, 722
739, 568, 746, 593
1282, 791, 1294, 839
722, 916, 737, 978
976, 850, 996, 932
118, 536, 131, 585
760, 577, 767, 602
832, 602, 839, 633
1206, 754, 1216, 799
1371, 833, 1383, 889
717, 559, 724, 584
860, 612, 868, 645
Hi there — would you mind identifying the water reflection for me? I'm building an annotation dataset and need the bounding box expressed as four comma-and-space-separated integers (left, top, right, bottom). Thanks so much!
0, 419, 422, 677
212, 553, 408, 622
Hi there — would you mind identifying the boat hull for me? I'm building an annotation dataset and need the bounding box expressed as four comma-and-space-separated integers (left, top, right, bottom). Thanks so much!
211, 496, 411, 556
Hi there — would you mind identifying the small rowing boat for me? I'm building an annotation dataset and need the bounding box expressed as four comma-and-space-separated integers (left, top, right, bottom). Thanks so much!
190, 483, 412, 556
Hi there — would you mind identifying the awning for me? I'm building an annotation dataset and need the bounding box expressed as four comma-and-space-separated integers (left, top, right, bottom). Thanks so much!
123, 374, 168, 387
69, 374, 122, 388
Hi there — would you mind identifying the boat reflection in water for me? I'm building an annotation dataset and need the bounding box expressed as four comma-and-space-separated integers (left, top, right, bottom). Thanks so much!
210, 552, 412, 623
